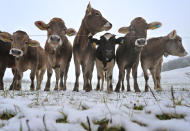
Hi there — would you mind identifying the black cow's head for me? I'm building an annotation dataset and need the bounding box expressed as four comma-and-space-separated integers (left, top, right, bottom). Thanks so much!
89, 33, 124, 61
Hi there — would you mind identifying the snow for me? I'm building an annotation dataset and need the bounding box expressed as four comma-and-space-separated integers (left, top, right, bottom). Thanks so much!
0, 67, 190, 131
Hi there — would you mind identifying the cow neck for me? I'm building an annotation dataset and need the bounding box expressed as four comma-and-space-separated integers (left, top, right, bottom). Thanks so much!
75, 19, 92, 49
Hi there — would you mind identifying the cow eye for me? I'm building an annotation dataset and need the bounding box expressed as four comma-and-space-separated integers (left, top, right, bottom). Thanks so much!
178, 39, 182, 42
25, 41, 28, 44
95, 12, 100, 16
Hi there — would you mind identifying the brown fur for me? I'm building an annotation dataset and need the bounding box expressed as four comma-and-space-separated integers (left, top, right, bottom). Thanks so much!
9, 30, 46, 90
115, 17, 162, 92
35, 17, 76, 91
72, 3, 112, 92
141, 30, 187, 91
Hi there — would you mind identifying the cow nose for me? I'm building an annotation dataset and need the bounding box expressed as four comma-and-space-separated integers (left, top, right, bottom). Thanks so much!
50, 35, 61, 42
135, 38, 147, 47
10, 49, 22, 56
104, 22, 112, 31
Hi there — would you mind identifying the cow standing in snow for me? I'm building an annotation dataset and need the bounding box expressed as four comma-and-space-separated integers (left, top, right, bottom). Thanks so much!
88, 33, 124, 92
141, 30, 188, 91
35, 18, 76, 91
115, 17, 162, 92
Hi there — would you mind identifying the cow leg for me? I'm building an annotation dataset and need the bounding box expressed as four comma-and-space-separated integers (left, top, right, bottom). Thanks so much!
126, 68, 131, 92
36, 68, 46, 91
15, 72, 23, 90
150, 68, 157, 90
107, 74, 113, 93
61, 63, 70, 91
100, 72, 104, 91
45, 67, 53, 91
73, 58, 80, 92
142, 67, 149, 92
30, 70, 36, 91
54, 67, 60, 91
10, 69, 16, 90
132, 64, 140, 92
0, 66, 6, 90
156, 60, 162, 91
115, 67, 125, 92
96, 76, 100, 91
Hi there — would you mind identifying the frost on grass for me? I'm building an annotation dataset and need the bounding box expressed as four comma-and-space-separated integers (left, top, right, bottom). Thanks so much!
0, 67, 190, 131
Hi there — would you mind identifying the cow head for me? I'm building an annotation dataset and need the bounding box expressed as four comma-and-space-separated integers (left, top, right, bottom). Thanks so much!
0, 31, 12, 43
118, 17, 162, 48
35, 17, 76, 50
89, 33, 124, 61
84, 2, 112, 35
9, 30, 39, 57
164, 30, 188, 57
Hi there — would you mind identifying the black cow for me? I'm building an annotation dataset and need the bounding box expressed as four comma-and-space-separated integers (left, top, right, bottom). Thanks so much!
89, 33, 124, 92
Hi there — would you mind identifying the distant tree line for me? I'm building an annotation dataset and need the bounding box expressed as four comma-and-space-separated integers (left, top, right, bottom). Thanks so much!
162, 56, 190, 72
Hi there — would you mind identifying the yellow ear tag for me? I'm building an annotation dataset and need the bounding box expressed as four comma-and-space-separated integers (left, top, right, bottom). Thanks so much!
68, 32, 74, 36
3, 38, 10, 43
151, 24, 160, 30
28, 43, 37, 47
93, 42, 96, 47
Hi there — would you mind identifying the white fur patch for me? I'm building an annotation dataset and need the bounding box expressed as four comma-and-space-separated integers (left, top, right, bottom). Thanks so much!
103, 33, 113, 40
104, 22, 111, 28
48, 35, 62, 46
9, 48, 23, 57
135, 38, 147, 47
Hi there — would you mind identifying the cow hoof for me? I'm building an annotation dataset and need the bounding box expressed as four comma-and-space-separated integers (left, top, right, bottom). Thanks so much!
73, 88, 79, 92
36, 88, 41, 91
44, 88, 50, 91
85, 88, 91, 92
127, 89, 131, 92
60, 86, 66, 91
30, 88, 35, 91
114, 88, 120, 92
156, 88, 162, 92
54, 88, 58, 91
135, 89, 141, 92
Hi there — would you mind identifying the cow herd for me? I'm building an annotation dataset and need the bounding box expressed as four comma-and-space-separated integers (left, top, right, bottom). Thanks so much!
0, 3, 188, 93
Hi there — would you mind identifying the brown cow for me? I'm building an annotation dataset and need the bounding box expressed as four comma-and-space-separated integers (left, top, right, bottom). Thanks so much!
0, 31, 15, 90
8, 30, 46, 90
73, 3, 112, 92
35, 18, 76, 91
141, 30, 188, 91
115, 17, 162, 92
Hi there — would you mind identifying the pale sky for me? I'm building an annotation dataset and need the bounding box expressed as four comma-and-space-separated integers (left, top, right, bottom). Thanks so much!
1, 0, 190, 83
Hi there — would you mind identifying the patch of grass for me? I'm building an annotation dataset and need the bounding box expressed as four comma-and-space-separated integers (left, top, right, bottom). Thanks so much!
156, 113, 185, 120
56, 112, 68, 123
0, 112, 15, 120
133, 104, 144, 110
93, 118, 125, 131
132, 120, 147, 127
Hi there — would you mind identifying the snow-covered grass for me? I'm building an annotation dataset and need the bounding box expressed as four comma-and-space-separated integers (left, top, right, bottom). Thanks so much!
0, 67, 190, 131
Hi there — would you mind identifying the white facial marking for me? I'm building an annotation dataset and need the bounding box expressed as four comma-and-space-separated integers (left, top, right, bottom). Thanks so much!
135, 38, 147, 47
9, 48, 23, 57
104, 33, 113, 40
104, 22, 111, 28
48, 35, 62, 46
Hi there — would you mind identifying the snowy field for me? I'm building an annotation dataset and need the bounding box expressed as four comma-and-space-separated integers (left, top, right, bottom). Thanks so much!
0, 67, 190, 131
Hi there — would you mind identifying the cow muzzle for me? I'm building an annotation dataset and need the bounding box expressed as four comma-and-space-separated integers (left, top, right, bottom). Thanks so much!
135, 38, 147, 47
9, 48, 23, 57
104, 22, 112, 31
48, 35, 62, 46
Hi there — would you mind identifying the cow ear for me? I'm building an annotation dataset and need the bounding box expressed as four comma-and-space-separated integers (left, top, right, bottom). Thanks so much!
168, 30, 177, 39
88, 36, 99, 46
118, 27, 130, 34
86, 2, 92, 15
116, 37, 125, 45
34, 21, 48, 30
0, 32, 12, 43
66, 28, 77, 36
147, 22, 162, 30
28, 39, 40, 47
